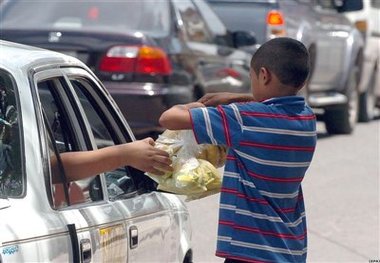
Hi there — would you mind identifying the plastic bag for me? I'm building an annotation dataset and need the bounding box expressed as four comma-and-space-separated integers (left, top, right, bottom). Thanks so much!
145, 130, 227, 201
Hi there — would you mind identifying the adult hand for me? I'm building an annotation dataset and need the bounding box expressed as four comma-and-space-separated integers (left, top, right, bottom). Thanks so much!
126, 138, 173, 175
198, 92, 254, 106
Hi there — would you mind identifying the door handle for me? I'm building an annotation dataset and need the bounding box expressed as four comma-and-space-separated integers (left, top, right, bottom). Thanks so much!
129, 226, 138, 249
80, 239, 92, 263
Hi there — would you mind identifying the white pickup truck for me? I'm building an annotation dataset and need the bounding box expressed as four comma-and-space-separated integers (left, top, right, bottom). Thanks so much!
0, 41, 193, 263
345, 0, 380, 121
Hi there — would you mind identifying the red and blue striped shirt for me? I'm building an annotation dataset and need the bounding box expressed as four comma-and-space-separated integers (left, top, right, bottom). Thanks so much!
189, 96, 317, 262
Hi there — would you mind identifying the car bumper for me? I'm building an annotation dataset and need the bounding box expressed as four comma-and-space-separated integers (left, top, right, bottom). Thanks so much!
308, 92, 348, 108
104, 81, 194, 138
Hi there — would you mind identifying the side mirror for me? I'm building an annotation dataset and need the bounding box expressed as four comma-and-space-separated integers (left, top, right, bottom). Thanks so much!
232, 31, 257, 48
335, 0, 363, 13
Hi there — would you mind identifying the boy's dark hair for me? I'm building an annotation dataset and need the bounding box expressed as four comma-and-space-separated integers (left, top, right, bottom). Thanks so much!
250, 37, 310, 88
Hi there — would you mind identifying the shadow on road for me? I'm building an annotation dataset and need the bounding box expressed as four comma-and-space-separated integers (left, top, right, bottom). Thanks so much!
317, 131, 331, 139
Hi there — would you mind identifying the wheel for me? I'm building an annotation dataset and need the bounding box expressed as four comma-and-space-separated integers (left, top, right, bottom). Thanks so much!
324, 66, 359, 134
183, 250, 193, 263
358, 66, 377, 122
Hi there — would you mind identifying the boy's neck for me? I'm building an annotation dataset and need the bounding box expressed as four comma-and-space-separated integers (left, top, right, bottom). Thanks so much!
254, 88, 298, 102
253, 71, 301, 102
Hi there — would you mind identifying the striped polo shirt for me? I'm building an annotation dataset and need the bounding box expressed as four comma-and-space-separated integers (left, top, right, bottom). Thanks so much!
189, 96, 317, 262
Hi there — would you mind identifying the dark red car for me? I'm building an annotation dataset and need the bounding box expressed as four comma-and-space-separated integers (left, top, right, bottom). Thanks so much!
0, 0, 256, 138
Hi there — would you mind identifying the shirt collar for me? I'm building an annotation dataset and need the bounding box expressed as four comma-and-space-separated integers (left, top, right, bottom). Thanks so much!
261, 96, 305, 106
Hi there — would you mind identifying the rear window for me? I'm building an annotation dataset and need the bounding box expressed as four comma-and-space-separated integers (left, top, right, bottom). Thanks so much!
0, 0, 171, 36
0, 70, 23, 198
205, 0, 277, 44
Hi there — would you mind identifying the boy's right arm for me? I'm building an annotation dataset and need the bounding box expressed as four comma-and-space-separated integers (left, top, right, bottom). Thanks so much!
159, 102, 204, 130
198, 92, 254, 106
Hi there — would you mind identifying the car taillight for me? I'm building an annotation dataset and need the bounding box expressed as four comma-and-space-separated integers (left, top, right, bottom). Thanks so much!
266, 10, 286, 38
99, 45, 172, 75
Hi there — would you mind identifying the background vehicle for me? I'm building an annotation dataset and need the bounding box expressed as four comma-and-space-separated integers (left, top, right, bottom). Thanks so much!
206, 0, 365, 134
345, 0, 380, 122
0, 40, 192, 263
0, 0, 256, 139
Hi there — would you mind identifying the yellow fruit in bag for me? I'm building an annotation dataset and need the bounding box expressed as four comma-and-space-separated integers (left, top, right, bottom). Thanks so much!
145, 130, 224, 201
196, 145, 227, 168
175, 159, 220, 189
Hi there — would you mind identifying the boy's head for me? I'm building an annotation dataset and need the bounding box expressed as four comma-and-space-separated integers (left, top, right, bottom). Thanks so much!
250, 37, 310, 100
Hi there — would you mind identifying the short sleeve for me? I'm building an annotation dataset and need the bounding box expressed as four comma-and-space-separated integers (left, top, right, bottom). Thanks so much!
189, 104, 243, 147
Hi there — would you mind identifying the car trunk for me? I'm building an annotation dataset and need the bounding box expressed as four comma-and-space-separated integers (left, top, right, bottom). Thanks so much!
0, 29, 144, 71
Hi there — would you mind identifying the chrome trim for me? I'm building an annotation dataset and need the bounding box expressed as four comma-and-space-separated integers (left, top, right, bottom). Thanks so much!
372, 32, 380, 38
48, 32, 62, 43
1, 217, 129, 246
0, 198, 11, 210
308, 93, 348, 107
76, 210, 171, 233
2, 231, 68, 246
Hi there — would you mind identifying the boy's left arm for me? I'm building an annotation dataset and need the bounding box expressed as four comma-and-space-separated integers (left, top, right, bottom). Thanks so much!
159, 102, 205, 130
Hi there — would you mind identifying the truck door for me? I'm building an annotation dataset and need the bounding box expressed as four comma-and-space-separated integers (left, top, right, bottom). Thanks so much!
59, 68, 175, 262
35, 70, 127, 262
311, 0, 353, 91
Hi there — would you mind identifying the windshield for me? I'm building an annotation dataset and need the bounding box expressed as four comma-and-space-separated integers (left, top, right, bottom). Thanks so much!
0, 0, 171, 36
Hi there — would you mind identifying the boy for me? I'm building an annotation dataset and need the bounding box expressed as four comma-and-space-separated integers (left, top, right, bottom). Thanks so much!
159, 37, 317, 262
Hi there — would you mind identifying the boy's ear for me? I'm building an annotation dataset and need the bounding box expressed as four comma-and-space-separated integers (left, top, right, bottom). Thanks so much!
259, 67, 271, 85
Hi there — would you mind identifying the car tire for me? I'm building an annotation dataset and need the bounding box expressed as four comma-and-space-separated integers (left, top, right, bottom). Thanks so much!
183, 250, 193, 263
324, 65, 359, 134
358, 66, 377, 122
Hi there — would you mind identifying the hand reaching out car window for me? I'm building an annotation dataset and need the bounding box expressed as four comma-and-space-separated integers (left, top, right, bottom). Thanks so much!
51, 137, 173, 183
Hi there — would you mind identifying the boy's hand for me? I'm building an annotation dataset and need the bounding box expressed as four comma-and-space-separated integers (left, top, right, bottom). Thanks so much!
198, 92, 254, 106
126, 138, 173, 175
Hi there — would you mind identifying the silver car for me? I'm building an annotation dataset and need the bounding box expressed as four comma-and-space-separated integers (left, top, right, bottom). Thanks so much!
206, 0, 365, 134
0, 40, 192, 262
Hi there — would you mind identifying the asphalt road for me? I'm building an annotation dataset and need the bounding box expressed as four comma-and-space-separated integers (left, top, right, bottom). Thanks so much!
185, 116, 380, 263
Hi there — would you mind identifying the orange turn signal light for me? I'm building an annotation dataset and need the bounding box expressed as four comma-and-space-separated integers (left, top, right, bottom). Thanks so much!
267, 10, 284, 26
